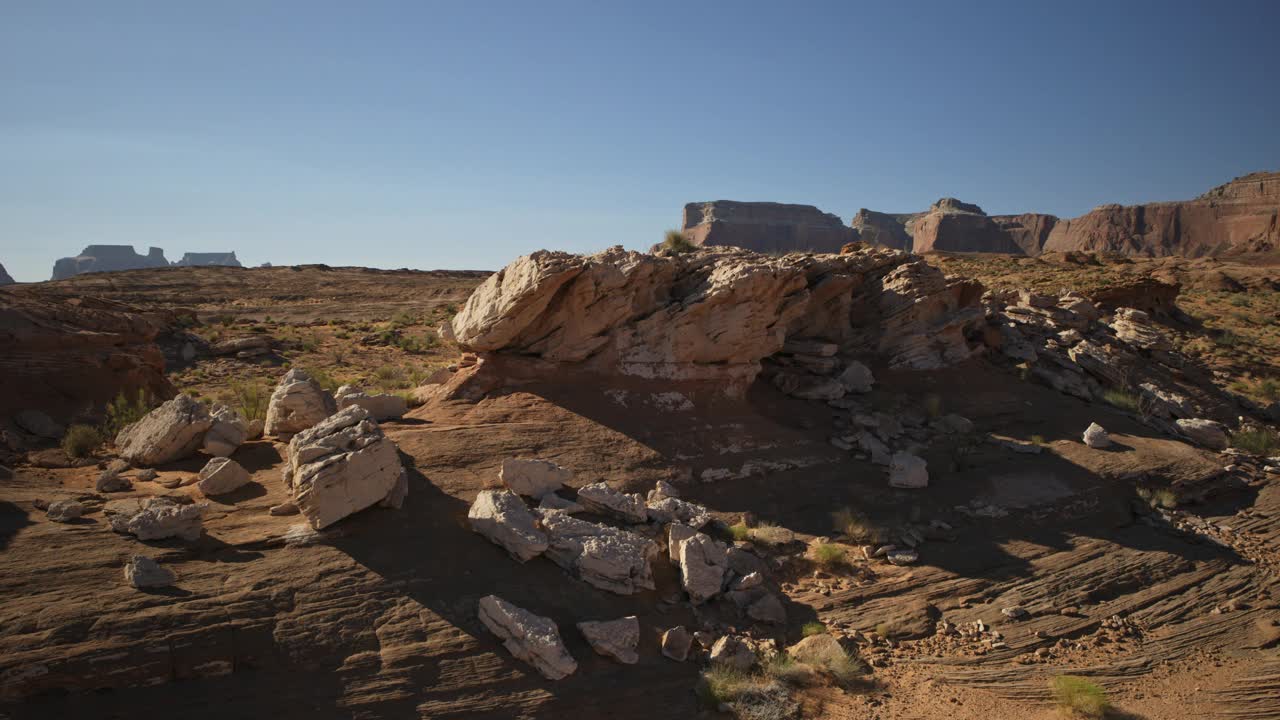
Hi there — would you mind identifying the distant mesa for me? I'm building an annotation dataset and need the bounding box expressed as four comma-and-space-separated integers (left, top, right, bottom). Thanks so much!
681, 201, 854, 254
51, 245, 243, 280
0, 262, 14, 286
685, 171, 1278, 258
174, 251, 241, 267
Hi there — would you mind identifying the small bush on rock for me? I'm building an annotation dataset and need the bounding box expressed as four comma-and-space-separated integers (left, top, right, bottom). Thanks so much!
61, 424, 103, 458
1230, 428, 1280, 455
1051, 675, 1108, 718
661, 230, 696, 254
103, 389, 152, 437
801, 622, 827, 637
812, 543, 846, 569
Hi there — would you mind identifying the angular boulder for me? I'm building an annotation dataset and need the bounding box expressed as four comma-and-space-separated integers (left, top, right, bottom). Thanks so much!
538, 511, 658, 594
838, 361, 875, 393
1176, 418, 1229, 451
889, 452, 928, 489
661, 625, 693, 662
709, 635, 757, 670
264, 369, 336, 438
499, 458, 572, 499
577, 616, 640, 664
115, 394, 213, 467
46, 500, 84, 523
645, 496, 711, 529
334, 385, 408, 422
285, 406, 405, 529
124, 555, 176, 588
477, 595, 577, 680
1109, 308, 1172, 351
677, 533, 728, 604
468, 489, 548, 562
202, 405, 248, 458
1082, 422, 1111, 449
107, 497, 206, 541
197, 457, 252, 496
576, 481, 647, 523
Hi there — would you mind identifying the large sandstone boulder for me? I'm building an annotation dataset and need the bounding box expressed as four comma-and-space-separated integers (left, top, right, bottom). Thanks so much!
124, 555, 176, 588
468, 489, 548, 562
577, 616, 640, 664
202, 405, 249, 457
115, 394, 213, 467
446, 246, 982, 397
197, 457, 251, 496
677, 533, 728, 604
284, 406, 405, 529
1109, 308, 1172, 351
334, 385, 407, 422
1176, 418, 1229, 451
264, 369, 336, 438
576, 481, 647, 523
477, 595, 577, 680
538, 510, 659, 594
499, 458, 571, 499
709, 635, 757, 670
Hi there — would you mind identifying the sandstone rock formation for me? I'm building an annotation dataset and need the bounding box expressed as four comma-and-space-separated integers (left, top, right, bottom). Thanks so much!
468, 489, 549, 561
1083, 422, 1112, 449
477, 595, 577, 680
444, 246, 984, 398
123, 555, 176, 588
0, 289, 175, 423
51, 245, 169, 280
539, 510, 659, 594
660, 625, 693, 661
334, 385, 407, 421
202, 405, 249, 457
499, 458, 571, 499
677, 533, 728, 604
577, 617, 640, 664
107, 497, 206, 541
197, 457, 252, 496
173, 252, 242, 267
850, 209, 916, 251
283, 406, 406, 529
46, 499, 84, 522
265, 369, 336, 437
576, 481, 648, 524
115, 394, 213, 467
709, 635, 757, 670
1175, 418, 1229, 451
682, 201, 854, 253
0, 263, 13, 285
908, 199, 1056, 255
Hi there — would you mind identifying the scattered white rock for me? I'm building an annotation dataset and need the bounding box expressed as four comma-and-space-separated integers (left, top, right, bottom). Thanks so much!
576, 481, 647, 523
731, 572, 764, 591
645, 496, 711, 528
661, 626, 693, 661
1176, 418, 1229, 451
95, 470, 132, 493
334, 385, 408, 421
264, 369, 337, 438
538, 493, 583, 514
539, 511, 658, 594
245, 418, 265, 440
709, 635, 757, 670
468, 489, 548, 562
499, 458, 572, 499
677, 533, 728, 604
1002, 606, 1029, 620
934, 414, 974, 434
108, 497, 206, 541
667, 523, 697, 563
196, 457, 252, 496
202, 405, 249, 457
577, 617, 640, 664
285, 406, 405, 529
124, 555, 176, 588
888, 452, 928, 489
477, 595, 576, 680
378, 469, 408, 509
886, 548, 919, 566
115, 394, 213, 467
46, 499, 84, 523
838, 361, 875, 393
1082, 422, 1112, 449
647, 480, 681, 502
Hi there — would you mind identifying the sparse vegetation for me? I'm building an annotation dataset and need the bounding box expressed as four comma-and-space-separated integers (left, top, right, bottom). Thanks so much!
748, 522, 795, 547
307, 368, 345, 393
811, 542, 847, 570
226, 380, 270, 421
1050, 675, 1108, 718
1230, 427, 1280, 455
61, 424, 103, 458
728, 522, 752, 542
373, 364, 411, 391
1102, 388, 1140, 413
1031, 433, 1046, 446
801, 621, 827, 637
831, 507, 888, 544
102, 389, 152, 437
661, 229, 696, 254
1137, 485, 1178, 510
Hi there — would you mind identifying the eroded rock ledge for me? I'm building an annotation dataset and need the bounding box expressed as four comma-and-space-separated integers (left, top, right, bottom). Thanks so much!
442, 245, 983, 398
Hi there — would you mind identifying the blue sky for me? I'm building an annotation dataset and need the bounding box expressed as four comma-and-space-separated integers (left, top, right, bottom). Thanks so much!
2, 1, 1277, 281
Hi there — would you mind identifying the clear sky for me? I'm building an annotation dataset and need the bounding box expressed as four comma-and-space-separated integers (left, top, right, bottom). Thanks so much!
2, 1, 1277, 281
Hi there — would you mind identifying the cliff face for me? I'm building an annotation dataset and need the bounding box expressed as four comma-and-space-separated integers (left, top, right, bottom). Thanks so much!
682, 201, 854, 254
174, 252, 242, 267
51, 245, 170, 280
0, 263, 13, 286
850, 209, 918, 251
906, 199, 1058, 255
1042, 172, 1280, 256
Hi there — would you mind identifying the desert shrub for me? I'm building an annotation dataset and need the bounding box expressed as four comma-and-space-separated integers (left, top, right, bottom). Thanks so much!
215, 314, 235, 327
394, 332, 437, 354
749, 522, 795, 547
1215, 330, 1240, 348
831, 507, 888, 544
298, 331, 321, 353
407, 364, 446, 386
228, 380, 270, 421
373, 364, 410, 391
102, 389, 152, 437
697, 665, 754, 707
306, 368, 344, 393
390, 310, 418, 328
661, 229, 696, 254
697, 667, 798, 719
1102, 389, 1139, 412
874, 621, 895, 639
760, 653, 812, 687
62, 424, 103, 458
811, 543, 846, 569
801, 621, 827, 638
1230, 428, 1280, 455
396, 389, 423, 408
1050, 675, 1108, 718
1137, 486, 1178, 510
728, 522, 752, 542
792, 637, 862, 685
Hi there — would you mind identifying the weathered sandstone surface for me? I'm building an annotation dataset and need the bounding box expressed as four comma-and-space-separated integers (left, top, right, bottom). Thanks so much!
443, 245, 984, 397
682, 201, 854, 253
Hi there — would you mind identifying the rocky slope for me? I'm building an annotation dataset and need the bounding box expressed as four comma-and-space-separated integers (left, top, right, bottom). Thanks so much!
681, 201, 854, 254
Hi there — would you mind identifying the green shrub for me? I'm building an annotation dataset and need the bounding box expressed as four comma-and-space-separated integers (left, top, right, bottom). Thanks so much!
812, 543, 846, 569
394, 333, 437, 354
1102, 389, 1139, 412
103, 389, 152, 437
831, 507, 887, 544
697, 665, 754, 707
1137, 485, 1178, 510
661, 229, 696, 254
227, 380, 270, 421
1230, 428, 1280, 455
306, 368, 344, 393
801, 621, 827, 638
760, 653, 812, 686
373, 364, 410, 391
728, 522, 751, 542
390, 310, 418, 328
62, 424, 103, 458
1215, 330, 1240, 348
1051, 675, 1108, 718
